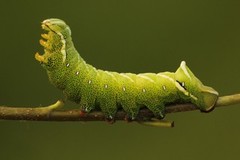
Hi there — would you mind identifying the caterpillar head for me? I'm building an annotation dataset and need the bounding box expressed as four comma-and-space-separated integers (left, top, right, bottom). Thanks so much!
175, 61, 219, 112
35, 18, 71, 70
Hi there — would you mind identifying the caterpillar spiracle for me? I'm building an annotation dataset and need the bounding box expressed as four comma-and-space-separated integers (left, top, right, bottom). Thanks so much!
35, 18, 219, 121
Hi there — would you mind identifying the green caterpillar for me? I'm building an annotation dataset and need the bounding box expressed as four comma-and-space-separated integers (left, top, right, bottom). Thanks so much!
35, 18, 219, 121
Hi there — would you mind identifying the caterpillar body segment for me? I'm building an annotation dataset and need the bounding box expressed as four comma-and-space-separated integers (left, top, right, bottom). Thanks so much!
35, 18, 219, 121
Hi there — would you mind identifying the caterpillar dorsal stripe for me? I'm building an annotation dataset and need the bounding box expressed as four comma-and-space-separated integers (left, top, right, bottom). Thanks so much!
35, 18, 219, 121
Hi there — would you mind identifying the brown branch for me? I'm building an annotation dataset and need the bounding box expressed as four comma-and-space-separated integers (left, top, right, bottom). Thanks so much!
0, 94, 239, 124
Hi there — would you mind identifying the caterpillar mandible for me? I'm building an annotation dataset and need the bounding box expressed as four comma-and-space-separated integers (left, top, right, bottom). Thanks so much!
35, 18, 219, 121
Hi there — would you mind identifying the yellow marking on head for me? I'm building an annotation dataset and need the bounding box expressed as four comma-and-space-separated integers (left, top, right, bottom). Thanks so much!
39, 39, 49, 48
41, 34, 49, 39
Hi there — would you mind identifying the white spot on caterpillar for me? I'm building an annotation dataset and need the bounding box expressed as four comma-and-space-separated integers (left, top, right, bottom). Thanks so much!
76, 71, 79, 75
182, 82, 185, 87
122, 87, 126, 91
88, 80, 92, 84
119, 73, 134, 82
138, 75, 154, 83
175, 81, 188, 96
180, 61, 191, 79
162, 85, 166, 91
142, 88, 146, 93
84, 107, 90, 112
66, 63, 70, 67
104, 84, 108, 88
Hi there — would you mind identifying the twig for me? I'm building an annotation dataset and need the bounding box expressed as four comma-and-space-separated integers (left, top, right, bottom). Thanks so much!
0, 94, 239, 123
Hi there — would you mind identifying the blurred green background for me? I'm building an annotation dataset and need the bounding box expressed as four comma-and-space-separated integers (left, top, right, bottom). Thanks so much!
1, 0, 240, 159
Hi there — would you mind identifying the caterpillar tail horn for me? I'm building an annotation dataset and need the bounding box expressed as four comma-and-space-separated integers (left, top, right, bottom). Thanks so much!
138, 118, 174, 128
